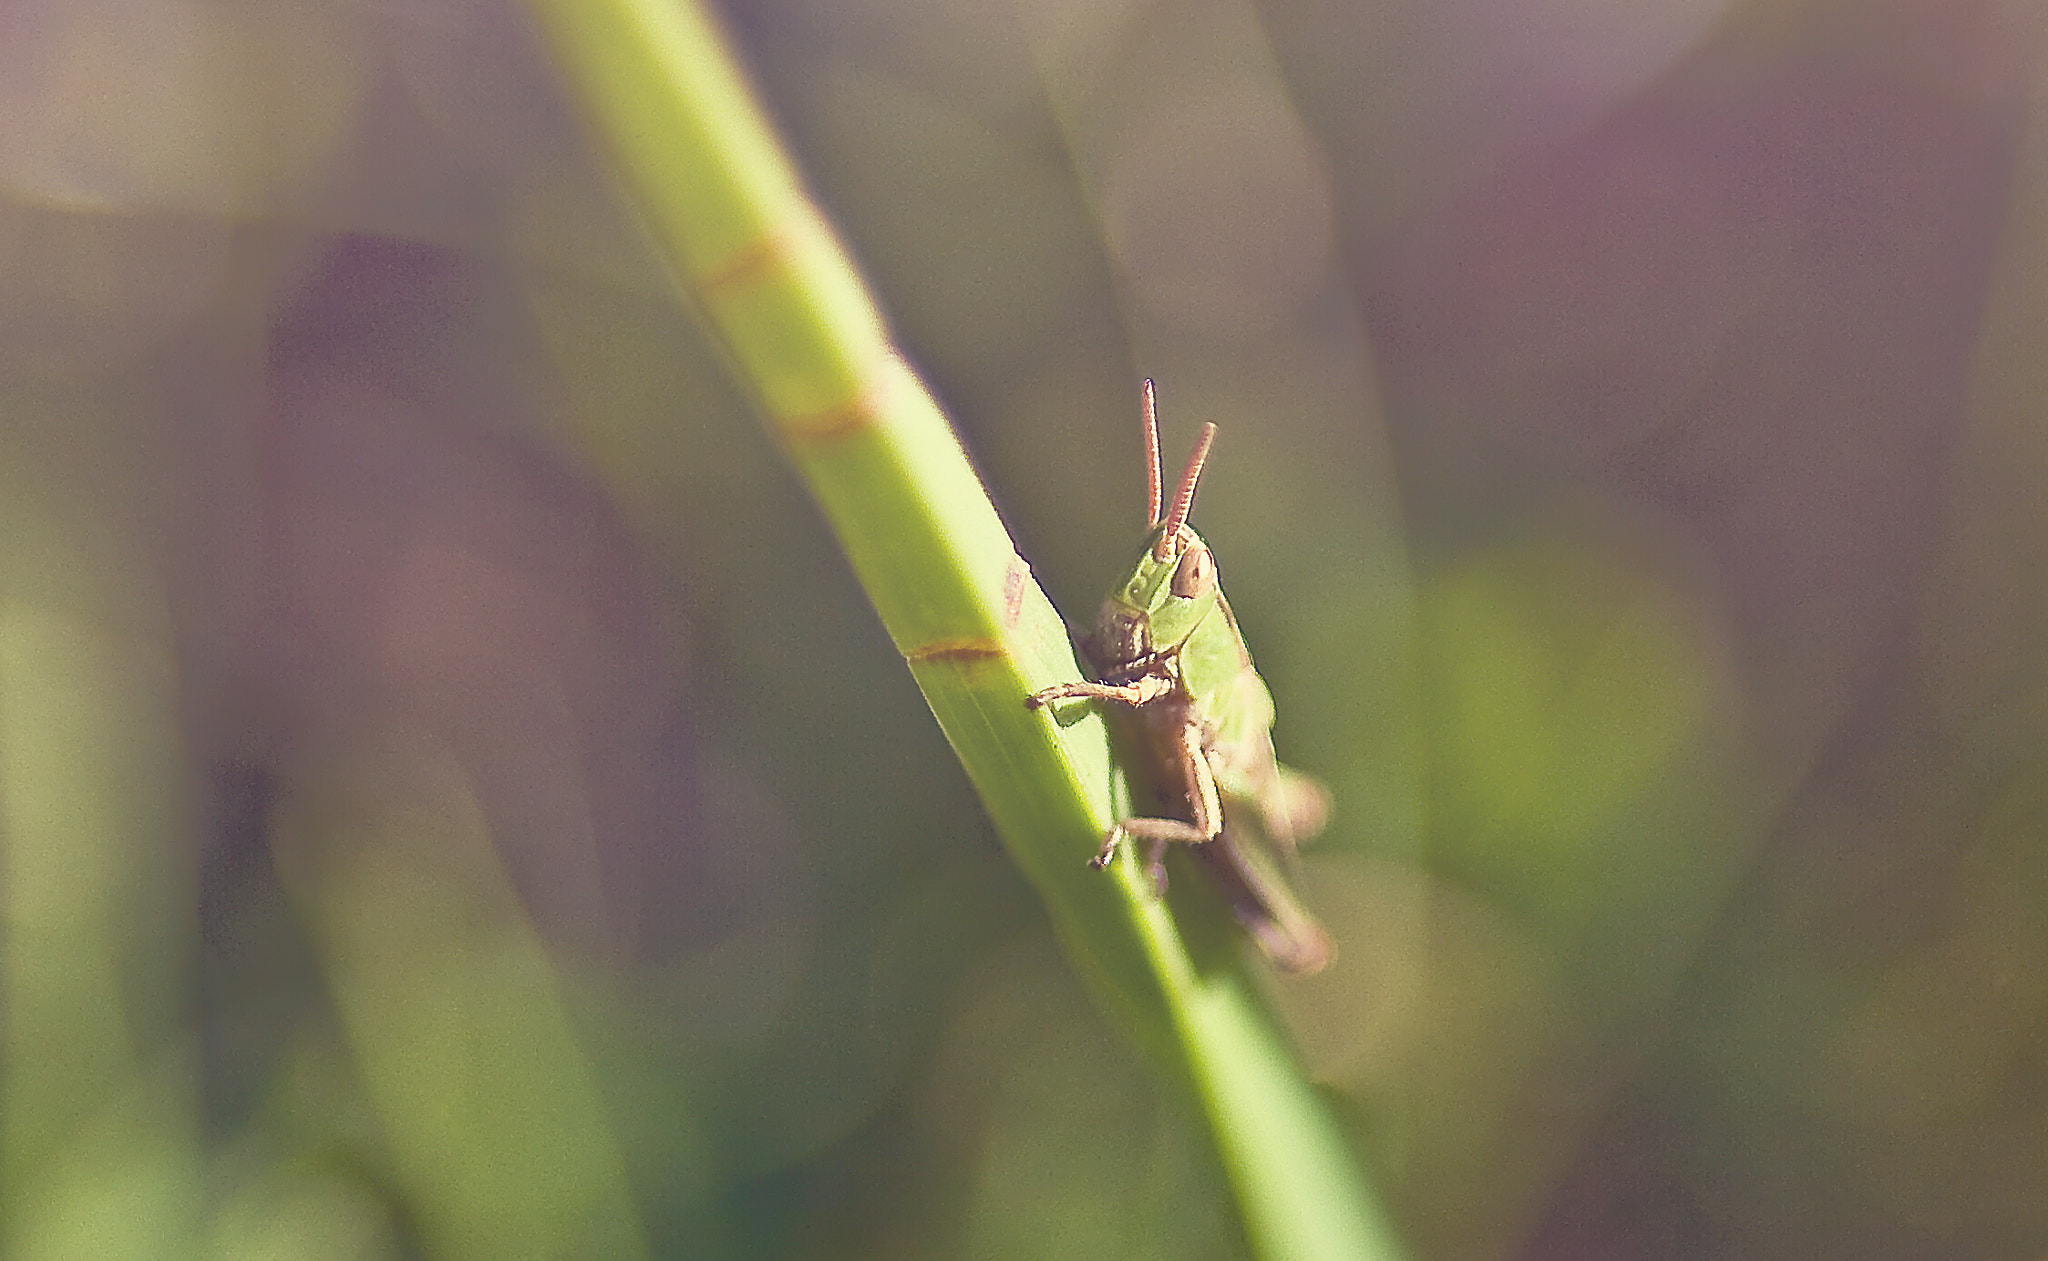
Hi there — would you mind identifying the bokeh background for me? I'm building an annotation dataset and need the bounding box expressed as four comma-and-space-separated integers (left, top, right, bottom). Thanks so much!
3, 0, 2046, 1257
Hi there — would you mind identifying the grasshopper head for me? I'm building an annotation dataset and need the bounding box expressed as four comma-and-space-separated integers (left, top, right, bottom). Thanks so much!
1104, 523, 1222, 655
1086, 382, 1225, 668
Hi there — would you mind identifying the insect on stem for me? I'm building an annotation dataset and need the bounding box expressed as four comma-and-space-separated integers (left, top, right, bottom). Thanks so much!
1142, 379, 1164, 529
1154, 421, 1218, 560
1028, 378, 1334, 974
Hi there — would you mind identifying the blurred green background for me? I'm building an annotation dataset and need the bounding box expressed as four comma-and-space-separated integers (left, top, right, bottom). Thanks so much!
3, 0, 2046, 1258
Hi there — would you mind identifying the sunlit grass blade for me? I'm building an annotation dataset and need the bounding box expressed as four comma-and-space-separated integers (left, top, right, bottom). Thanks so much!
520, 2, 1406, 1255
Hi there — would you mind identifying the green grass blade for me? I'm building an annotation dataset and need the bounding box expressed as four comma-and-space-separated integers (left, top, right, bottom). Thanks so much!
0, 532, 199, 1260
521, 2, 1405, 1256
270, 760, 650, 1261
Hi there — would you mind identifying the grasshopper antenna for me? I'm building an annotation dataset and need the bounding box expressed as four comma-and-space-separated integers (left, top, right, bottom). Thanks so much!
1142, 379, 1164, 529
1156, 421, 1217, 559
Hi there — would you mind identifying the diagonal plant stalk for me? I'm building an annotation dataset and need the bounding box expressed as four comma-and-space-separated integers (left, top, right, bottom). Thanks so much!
521, 2, 1404, 1256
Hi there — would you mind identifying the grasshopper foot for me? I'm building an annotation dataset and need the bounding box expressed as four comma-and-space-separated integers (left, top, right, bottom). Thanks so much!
1144, 838, 1171, 897
1088, 827, 1177, 897
1087, 827, 1122, 870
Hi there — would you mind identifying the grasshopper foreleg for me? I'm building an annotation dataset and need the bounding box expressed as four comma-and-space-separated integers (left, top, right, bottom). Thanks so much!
1025, 674, 1173, 710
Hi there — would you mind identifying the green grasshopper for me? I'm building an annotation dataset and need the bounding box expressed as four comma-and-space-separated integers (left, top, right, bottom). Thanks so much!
1028, 381, 1332, 975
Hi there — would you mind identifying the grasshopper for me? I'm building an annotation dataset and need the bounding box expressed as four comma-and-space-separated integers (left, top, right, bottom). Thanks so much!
1028, 381, 1333, 975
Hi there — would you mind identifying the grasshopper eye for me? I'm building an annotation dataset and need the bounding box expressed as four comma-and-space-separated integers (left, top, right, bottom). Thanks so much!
1171, 545, 1215, 599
